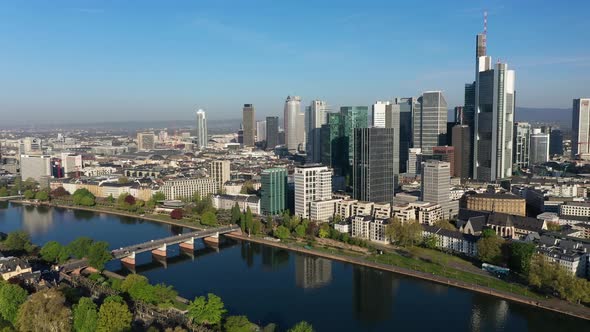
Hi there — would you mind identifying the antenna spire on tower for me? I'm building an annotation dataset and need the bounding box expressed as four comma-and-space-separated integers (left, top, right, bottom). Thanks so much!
484, 10, 488, 35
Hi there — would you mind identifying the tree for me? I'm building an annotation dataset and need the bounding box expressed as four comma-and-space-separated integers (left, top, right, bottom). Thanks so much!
72, 189, 95, 206
318, 228, 329, 239
388, 220, 422, 247
124, 194, 136, 206
508, 242, 536, 274
106, 194, 115, 204
546, 221, 562, 232
16, 288, 72, 332
153, 191, 166, 201
0, 283, 27, 325
73, 297, 98, 332
240, 181, 256, 194
244, 207, 254, 233
23, 189, 35, 200
0, 187, 7, 197
224, 315, 256, 332
422, 235, 437, 249
251, 219, 262, 235
288, 321, 314, 332
35, 189, 50, 201
50, 187, 69, 198
96, 298, 132, 332
434, 220, 456, 231
3, 231, 33, 252
170, 208, 184, 220
117, 177, 129, 184
477, 232, 504, 265
87, 241, 111, 270
294, 224, 306, 238
231, 204, 242, 224
274, 226, 290, 240
41, 241, 69, 263
80, 196, 95, 206
187, 293, 227, 326
201, 211, 218, 226
67, 237, 94, 259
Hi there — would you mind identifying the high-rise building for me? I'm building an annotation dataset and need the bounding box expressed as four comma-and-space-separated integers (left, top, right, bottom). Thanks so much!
384, 104, 401, 175
353, 128, 396, 203
294, 164, 332, 219
452, 125, 471, 179
513, 122, 531, 169
432, 146, 455, 176
20, 155, 51, 182
195, 109, 207, 149
454, 106, 464, 124
530, 129, 550, 165
306, 100, 330, 162
284, 96, 304, 152
137, 132, 156, 151
549, 129, 564, 156
421, 160, 453, 219
266, 116, 279, 150
61, 153, 83, 177
260, 168, 287, 215
242, 104, 256, 147
394, 97, 417, 173
256, 120, 267, 143
210, 160, 231, 187
371, 101, 389, 128
413, 91, 447, 155
320, 113, 347, 175
407, 148, 422, 175
18, 138, 43, 156
572, 98, 590, 159
341, 106, 369, 172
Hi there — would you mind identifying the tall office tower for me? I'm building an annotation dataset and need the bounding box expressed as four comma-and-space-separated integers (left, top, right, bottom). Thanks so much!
137, 132, 156, 151
371, 101, 390, 128
513, 122, 531, 169
353, 128, 396, 203
20, 155, 51, 182
407, 148, 422, 175
306, 100, 330, 163
341, 106, 369, 171
294, 164, 332, 219
19, 138, 43, 156
266, 116, 279, 150
237, 125, 244, 145
295, 255, 332, 289
61, 153, 82, 177
242, 104, 256, 147
529, 129, 550, 165
572, 98, 590, 159
432, 146, 455, 176
454, 106, 464, 124
260, 168, 287, 215
452, 125, 472, 179
549, 129, 564, 156
413, 91, 447, 155
320, 113, 346, 175
195, 109, 208, 149
284, 96, 304, 152
394, 97, 417, 173
256, 120, 267, 143
210, 160, 231, 187
421, 160, 453, 219
384, 103, 401, 175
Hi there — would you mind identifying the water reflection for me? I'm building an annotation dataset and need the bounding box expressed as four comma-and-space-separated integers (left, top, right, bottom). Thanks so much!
261, 245, 290, 270
353, 266, 394, 323
469, 295, 509, 332
22, 205, 54, 236
295, 255, 332, 289
0, 201, 8, 209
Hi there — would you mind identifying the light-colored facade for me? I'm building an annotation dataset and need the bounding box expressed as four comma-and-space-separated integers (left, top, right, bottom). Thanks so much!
294, 165, 332, 219
195, 109, 208, 149
210, 160, 231, 187
61, 153, 83, 177
529, 129, 550, 165
560, 202, 590, 217
513, 122, 531, 169
335, 199, 359, 219
407, 148, 422, 175
242, 104, 256, 147
256, 120, 267, 142
421, 160, 454, 219
212, 194, 260, 215
422, 226, 478, 257
309, 198, 341, 222
463, 193, 526, 216
392, 201, 443, 225
137, 132, 156, 151
160, 178, 218, 200
20, 155, 51, 183
306, 100, 330, 162
284, 96, 304, 152
371, 101, 389, 128
413, 91, 447, 154
0, 257, 33, 281
572, 98, 590, 159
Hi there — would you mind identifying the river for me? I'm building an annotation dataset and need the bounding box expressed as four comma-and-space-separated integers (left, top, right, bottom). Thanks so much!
0, 202, 587, 331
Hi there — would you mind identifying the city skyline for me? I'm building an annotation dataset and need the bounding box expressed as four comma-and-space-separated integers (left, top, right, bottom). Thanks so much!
1, 1, 590, 125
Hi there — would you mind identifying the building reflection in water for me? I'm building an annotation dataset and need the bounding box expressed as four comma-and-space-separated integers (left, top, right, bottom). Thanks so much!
352, 265, 395, 323
21, 206, 54, 236
295, 255, 332, 289
261, 245, 290, 270
469, 294, 509, 332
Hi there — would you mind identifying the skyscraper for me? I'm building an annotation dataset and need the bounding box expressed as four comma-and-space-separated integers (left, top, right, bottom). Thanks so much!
572, 98, 590, 159
266, 116, 279, 150
452, 125, 471, 179
384, 103, 401, 175
394, 97, 417, 173
413, 91, 447, 155
242, 104, 255, 147
353, 128, 396, 203
320, 113, 347, 175
294, 164, 332, 219
341, 106, 369, 173
284, 96, 304, 152
261, 168, 287, 215
513, 122, 531, 169
371, 101, 389, 128
256, 120, 267, 142
529, 129, 550, 165
195, 109, 207, 149
549, 129, 564, 156
20, 155, 51, 183
306, 100, 330, 163
421, 160, 454, 219
210, 160, 231, 187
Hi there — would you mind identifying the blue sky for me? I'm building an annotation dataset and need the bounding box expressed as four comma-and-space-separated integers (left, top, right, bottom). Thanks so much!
1, 0, 589, 125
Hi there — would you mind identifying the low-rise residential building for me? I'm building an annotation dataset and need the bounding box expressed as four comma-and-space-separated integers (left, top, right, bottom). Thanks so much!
422, 225, 479, 257
560, 202, 590, 218
351, 215, 390, 244
352, 201, 374, 217
535, 236, 589, 278
392, 202, 442, 225
334, 221, 351, 234
373, 203, 392, 219
335, 199, 358, 220
351, 215, 372, 240
160, 178, 218, 200
309, 199, 341, 222
0, 257, 32, 281
212, 194, 260, 214
369, 218, 389, 244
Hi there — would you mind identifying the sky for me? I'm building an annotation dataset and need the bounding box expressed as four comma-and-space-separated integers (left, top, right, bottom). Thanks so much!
1, 0, 589, 125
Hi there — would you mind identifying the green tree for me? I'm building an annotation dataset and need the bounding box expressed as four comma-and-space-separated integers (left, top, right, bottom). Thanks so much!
231, 204, 242, 224
477, 232, 504, 265
87, 241, 111, 270
187, 293, 227, 326
389, 220, 422, 247
201, 211, 218, 226
35, 189, 50, 201
0, 284, 27, 325
73, 297, 98, 332
16, 288, 71, 332
153, 191, 166, 201
274, 226, 290, 240
434, 219, 456, 230
67, 237, 94, 259
80, 196, 95, 206
318, 228, 329, 238
508, 242, 536, 274
240, 181, 256, 194
288, 321, 314, 332
106, 194, 115, 204
422, 235, 437, 249
224, 315, 256, 332
251, 219, 262, 235
117, 177, 129, 184
72, 189, 95, 206
40, 241, 69, 263
0, 187, 7, 197
96, 299, 132, 332
294, 224, 306, 238
546, 221, 562, 232
2, 231, 33, 252
23, 189, 35, 200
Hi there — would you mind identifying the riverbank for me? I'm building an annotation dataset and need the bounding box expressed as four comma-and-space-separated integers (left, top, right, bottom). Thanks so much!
226, 233, 590, 321
10, 200, 201, 230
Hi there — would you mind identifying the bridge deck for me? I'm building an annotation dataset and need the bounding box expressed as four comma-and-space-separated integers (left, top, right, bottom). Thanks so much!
111, 225, 239, 259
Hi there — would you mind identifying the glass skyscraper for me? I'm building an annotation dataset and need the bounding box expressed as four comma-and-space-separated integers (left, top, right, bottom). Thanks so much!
260, 168, 287, 215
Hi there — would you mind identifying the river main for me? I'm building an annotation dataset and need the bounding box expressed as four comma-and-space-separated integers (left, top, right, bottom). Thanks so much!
1, 203, 587, 331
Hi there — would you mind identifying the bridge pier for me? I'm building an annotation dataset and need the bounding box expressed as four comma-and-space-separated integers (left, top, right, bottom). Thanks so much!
121, 252, 136, 270
204, 232, 220, 244
179, 237, 194, 251
151, 243, 167, 258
